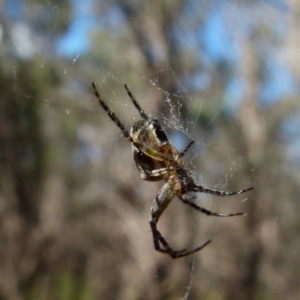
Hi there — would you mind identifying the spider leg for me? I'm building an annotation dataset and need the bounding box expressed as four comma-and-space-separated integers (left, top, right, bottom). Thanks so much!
192, 185, 254, 197
93, 82, 150, 153
180, 140, 195, 157
150, 220, 211, 258
145, 167, 168, 178
92, 82, 133, 142
150, 182, 211, 259
179, 195, 245, 217
124, 84, 148, 120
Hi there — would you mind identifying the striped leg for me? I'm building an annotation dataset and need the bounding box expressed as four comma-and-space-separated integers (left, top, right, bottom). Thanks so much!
192, 185, 254, 197
150, 182, 211, 258
179, 196, 245, 217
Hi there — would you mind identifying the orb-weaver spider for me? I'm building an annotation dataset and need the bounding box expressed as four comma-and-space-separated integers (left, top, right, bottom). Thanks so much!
92, 82, 253, 259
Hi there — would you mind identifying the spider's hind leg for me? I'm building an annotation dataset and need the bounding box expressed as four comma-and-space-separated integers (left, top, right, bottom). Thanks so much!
150, 220, 211, 258
150, 182, 211, 259
179, 195, 245, 217
192, 185, 254, 197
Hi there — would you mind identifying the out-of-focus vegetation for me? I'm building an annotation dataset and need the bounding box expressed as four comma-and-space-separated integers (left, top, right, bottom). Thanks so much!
0, 0, 300, 299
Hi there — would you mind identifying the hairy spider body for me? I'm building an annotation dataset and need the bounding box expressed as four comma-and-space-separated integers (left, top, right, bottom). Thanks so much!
130, 118, 170, 181
92, 82, 254, 259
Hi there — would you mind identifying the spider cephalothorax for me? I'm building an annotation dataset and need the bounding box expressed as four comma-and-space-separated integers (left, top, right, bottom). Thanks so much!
92, 82, 254, 258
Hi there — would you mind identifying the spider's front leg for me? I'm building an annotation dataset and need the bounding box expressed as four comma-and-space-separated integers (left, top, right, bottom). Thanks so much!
150, 181, 211, 259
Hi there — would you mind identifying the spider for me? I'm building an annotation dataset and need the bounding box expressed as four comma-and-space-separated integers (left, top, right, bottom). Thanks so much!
92, 82, 254, 259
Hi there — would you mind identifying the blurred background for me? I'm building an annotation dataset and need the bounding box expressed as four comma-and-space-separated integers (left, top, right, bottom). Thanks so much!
0, 0, 300, 299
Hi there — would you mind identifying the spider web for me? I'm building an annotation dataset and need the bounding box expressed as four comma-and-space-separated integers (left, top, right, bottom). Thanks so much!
2, 0, 292, 299
4, 0, 247, 296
